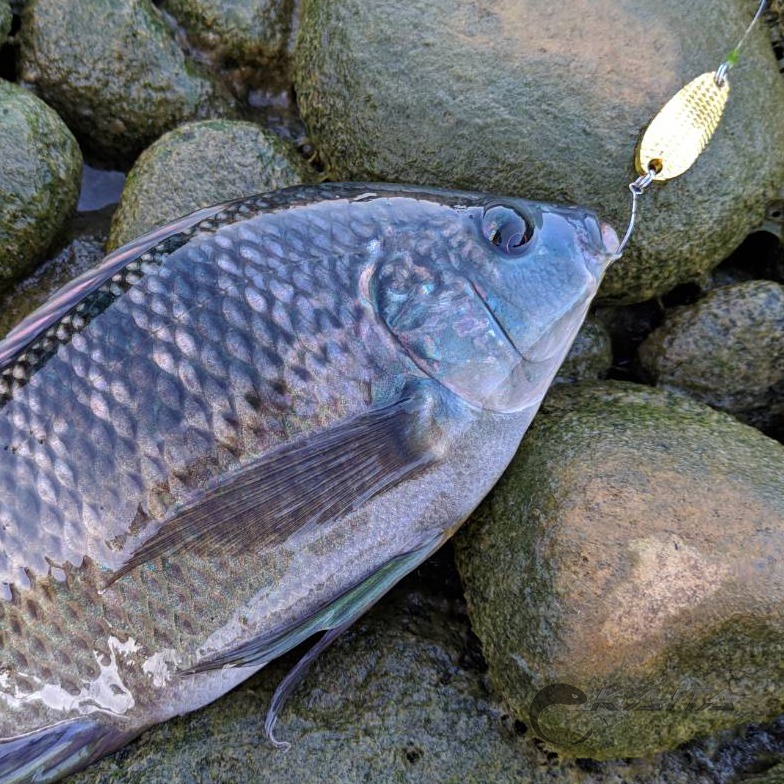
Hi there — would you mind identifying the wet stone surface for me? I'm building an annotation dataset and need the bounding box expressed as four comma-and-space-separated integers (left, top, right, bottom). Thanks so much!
456, 381, 784, 759
638, 280, 784, 437
17, 0, 237, 167
0, 79, 82, 288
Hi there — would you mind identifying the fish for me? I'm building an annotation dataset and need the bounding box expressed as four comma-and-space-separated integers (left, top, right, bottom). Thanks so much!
0, 182, 618, 782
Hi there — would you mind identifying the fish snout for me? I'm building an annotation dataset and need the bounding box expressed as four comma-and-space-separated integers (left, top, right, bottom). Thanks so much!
600, 221, 620, 256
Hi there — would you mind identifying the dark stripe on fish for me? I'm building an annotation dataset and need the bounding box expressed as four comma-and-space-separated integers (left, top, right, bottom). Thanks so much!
0, 183, 487, 405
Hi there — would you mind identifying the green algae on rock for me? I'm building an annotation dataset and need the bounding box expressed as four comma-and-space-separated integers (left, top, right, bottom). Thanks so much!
455, 381, 784, 760
0, 0, 10, 46
554, 316, 613, 385
17, 0, 236, 167
107, 119, 315, 249
638, 281, 784, 435
161, 0, 296, 74
294, 0, 784, 304
0, 80, 82, 288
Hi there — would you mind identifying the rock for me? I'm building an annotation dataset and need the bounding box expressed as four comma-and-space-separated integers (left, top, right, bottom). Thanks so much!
554, 316, 613, 384
0, 1, 10, 46
161, 0, 295, 74
0, 207, 110, 339
0, 80, 82, 287
107, 119, 314, 249
742, 762, 784, 784
294, 0, 784, 304
455, 381, 784, 760
17, 0, 237, 167
66, 555, 543, 784
638, 281, 784, 435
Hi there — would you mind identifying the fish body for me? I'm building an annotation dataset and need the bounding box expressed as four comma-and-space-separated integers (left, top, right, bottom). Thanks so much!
0, 183, 616, 781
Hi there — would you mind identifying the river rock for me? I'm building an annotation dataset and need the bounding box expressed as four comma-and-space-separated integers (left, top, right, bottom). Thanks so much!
294, 0, 784, 304
638, 281, 784, 435
0, 208, 109, 339
17, 0, 236, 167
0, 80, 82, 287
455, 381, 784, 760
107, 120, 314, 249
161, 0, 295, 73
0, 1, 10, 45
554, 316, 613, 385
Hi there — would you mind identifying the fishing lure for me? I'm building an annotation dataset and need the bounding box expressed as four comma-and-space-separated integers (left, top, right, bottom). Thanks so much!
617, 0, 769, 253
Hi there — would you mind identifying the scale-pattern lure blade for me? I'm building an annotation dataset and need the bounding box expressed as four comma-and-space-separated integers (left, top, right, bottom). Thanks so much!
635, 72, 730, 182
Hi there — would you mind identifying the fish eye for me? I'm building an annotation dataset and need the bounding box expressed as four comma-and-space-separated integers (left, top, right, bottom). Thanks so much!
480, 204, 533, 255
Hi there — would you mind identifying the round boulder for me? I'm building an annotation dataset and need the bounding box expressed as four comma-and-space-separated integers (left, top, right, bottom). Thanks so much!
107, 120, 315, 249
294, 0, 784, 303
455, 381, 784, 759
638, 281, 784, 435
17, 0, 236, 167
0, 1, 11, 46
161, 0, 295, 71
0, 80, 82, 287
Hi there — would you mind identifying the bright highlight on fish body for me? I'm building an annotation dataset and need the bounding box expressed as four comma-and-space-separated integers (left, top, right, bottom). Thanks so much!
0, 183, 617, 781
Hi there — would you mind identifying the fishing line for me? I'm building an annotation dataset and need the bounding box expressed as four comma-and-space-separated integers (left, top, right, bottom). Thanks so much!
616, 0, 769, 256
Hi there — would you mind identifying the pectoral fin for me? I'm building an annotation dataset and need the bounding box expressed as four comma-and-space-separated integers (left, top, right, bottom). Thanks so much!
112, 393, 438, 583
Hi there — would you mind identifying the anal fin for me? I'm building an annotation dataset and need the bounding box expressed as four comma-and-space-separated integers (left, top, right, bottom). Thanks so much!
183, 532, 446, 748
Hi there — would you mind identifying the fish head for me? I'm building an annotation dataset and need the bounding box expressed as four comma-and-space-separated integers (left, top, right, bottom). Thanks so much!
375, 193, 619, 413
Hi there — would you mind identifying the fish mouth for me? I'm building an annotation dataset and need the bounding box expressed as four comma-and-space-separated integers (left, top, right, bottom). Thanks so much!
598, 220, 624, 265
601, 221, 620, 255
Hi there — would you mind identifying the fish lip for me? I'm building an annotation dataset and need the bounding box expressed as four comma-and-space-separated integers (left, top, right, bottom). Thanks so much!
600, 220, 621, 258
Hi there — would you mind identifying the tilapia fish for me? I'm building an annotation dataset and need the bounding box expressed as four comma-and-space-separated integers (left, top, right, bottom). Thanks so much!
0, 183, 617, 781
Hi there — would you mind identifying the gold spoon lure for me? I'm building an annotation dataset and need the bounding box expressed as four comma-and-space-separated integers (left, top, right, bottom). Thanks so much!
616, 0, 769, 255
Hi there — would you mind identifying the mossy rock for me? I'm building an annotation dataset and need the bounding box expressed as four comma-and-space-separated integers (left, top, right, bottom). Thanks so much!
0, 0, 11, 46
108, 120, 315, 249
161, 0, 295, 71
639, 281, 784, 434
0, 80, 82, 287
17, 0, 237, 167
456, 381, 784, 759
554, 316, 613, 385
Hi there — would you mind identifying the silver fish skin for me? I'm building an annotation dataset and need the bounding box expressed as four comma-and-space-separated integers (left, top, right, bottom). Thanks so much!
0, 183, 617, 782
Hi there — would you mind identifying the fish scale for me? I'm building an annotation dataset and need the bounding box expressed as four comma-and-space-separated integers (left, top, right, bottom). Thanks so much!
0, 195, 430, 729
2, 216, 395, 585
0, 183, 616, 781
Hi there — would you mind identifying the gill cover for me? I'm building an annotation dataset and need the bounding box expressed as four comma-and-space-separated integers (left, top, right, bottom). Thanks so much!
374, 200, 604, 413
